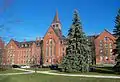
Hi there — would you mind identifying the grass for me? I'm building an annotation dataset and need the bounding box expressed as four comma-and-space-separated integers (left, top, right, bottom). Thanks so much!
49, 66, 120, 76
0, 73, 120, 82
22, 66, 120, 76
0, 68, 26, 74
25, 68, 50, 71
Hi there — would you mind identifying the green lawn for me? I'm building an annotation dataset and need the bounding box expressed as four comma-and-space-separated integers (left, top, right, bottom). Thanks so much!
25, 68, 50, 71
0, 68, 25, 74
0, 73, 120, 82
24, 67, 120, 76
51, 71, 120, 76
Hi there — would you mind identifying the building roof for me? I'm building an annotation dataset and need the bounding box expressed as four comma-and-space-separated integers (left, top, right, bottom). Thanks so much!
44, 11, 62, 40
52, 10, 61, 23
52, 11, 62, 38
10, 39, 43, 48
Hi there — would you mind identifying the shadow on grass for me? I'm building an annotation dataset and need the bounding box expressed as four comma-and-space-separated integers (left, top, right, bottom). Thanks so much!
90, 67, 120, 75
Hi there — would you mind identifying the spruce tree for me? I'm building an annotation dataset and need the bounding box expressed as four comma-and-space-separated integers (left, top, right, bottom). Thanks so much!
61, 10, 91, 72
113, 9, 120, 72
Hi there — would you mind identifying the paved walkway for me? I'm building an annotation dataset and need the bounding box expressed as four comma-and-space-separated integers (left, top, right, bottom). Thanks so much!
0, 71, 33, 76
15, 68, 120, 79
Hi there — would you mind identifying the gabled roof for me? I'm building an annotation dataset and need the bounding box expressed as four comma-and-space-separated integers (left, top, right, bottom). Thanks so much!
87, 29, 116, 41
7, 39, 42, 48
95, 29, 115, 40
44, 25, 62, 39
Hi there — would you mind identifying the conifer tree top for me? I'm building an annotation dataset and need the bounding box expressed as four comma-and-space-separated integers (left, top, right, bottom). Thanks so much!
72, 9, 81, 24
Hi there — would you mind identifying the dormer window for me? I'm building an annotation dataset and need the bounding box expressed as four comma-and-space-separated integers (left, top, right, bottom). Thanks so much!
27, 44, 29, 47
21, 44, 24, 47
21, 44, 26, 47
25, 44, 27, 47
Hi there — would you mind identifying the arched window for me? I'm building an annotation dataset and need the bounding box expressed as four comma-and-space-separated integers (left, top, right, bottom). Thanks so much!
46, 41, 49, 56
54, 44, 56, 56
50, 39, 52, 56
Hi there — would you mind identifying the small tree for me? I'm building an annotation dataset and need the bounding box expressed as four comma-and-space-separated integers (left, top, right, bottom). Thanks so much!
113, 9, 120, 72
30, 54, 38, 73
61, 9, 91, 72
0, 48, 3, 66
40, 40, 43, 67
88, 36, 96, 65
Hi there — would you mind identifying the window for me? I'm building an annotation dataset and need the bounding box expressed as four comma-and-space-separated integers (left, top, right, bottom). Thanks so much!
37, 43, 40, 46
22, 44, 25, 47
50, 39, 52, 56
104, 36, 108, 41
99, 40, 103, 48
110, 49, 113, 56
61, 41, 62, 44
109, 43, 112, 48
56, 24, 58, 27
105, 56, 108, 60
105, 43, 108, 48
46, 46, 48, 56
100, 43, 103, 47
27, 44, 29, 47
100, 50, 103, 53
54, 45, 56, 55
110, 49, 113, 52
50, 39, 52, 44
46, 59, 48, 62
100, 40, 103, 43
63, 48, 64, 51
25, 44, 27, 47
53, 25, 55, 27
50, 44, 52, 56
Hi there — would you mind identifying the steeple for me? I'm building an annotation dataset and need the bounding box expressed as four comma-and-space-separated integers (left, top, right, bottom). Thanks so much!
51, 10, 61, 30
52, 10, 60, 23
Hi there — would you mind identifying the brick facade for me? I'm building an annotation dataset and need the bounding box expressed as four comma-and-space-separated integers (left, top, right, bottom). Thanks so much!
5, 39, 42, 65
43, 11, 66, 66
94, 29, 116, 64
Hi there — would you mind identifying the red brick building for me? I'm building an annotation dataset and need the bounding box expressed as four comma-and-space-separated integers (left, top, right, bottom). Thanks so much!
5, 38, 42, 65
43, 11, 66, 66
94, 29, 116, 64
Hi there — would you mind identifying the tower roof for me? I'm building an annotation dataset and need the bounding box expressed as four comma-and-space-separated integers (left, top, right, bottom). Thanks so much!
52, 10, 60, 23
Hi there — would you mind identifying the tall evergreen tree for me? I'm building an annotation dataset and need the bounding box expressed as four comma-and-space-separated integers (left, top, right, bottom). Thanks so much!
113, 9, 120, 71
61, 10, 91, 72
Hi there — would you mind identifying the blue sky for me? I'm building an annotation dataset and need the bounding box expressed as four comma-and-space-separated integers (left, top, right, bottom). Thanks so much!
0, 0, 120, 42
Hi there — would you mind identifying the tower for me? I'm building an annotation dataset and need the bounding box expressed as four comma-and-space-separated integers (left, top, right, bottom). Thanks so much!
51, 10, 62, 30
